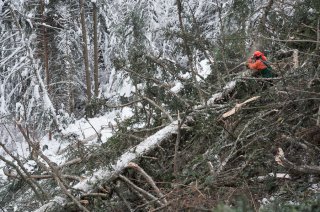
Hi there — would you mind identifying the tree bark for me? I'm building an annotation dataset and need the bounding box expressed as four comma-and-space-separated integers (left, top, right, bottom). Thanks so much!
317, 17, 320, 50
40, 0, 50, 91
79, 0, 92, 102
40, 0, 52, 140
93, 2, 99, 97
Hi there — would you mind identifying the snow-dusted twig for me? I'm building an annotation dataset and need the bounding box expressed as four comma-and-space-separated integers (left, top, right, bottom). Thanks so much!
229, 62, 246, 73
4, 174, 82, 181
260, 35, 320, 44
85, 117, 101, 142
255, 173, 291, 182
0, 129, 48, 204
293, 49, 299, 69
106, 99, 142, 108
0, 154, 47, 204
216, 116, 258, 175
80, 193, 108, 198
58, 158, 82, 169
207, 161, 215, 176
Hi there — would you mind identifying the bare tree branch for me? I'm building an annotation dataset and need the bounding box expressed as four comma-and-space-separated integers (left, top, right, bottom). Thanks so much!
119, 174, 164, 207
127, 162, 167, 204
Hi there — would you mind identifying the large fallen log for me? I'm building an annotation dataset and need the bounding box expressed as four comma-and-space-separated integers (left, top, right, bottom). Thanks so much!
34, 121, 179, 212
73, 121, 179, 192
34, 76, 245, 211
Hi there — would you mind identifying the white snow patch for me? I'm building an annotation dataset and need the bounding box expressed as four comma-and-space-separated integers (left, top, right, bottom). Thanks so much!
119, 77, 134, 97
257, 173, 291, 181
261, 198, 270, 205
170, 81, 183, 93
34, 85, 40, 100
223, 80, 236, 90
61, 107, 133, 142
197, 59, 212, 80
206, 93, 223, 105
309, 183, 320, 192
23, 160, 37, 173
37, 107, 133, 166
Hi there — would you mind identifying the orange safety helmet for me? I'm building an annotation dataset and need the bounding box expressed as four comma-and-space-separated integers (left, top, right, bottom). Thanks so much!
253, 51, 264, 58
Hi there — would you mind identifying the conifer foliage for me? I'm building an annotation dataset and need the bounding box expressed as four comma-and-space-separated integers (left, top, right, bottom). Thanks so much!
0, 0, 319, 211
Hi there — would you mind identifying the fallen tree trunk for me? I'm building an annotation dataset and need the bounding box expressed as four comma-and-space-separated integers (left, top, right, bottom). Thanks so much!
33, 75, 246, 212
34, 121, 179, 212
73, 121, 179, 192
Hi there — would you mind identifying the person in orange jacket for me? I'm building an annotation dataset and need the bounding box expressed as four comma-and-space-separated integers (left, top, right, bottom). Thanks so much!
246, 51, 273, 78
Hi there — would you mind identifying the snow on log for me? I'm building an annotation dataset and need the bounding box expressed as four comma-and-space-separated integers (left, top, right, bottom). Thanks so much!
34, 121, 179, 211
74, 121, 178, 192
33, 77, 243, 211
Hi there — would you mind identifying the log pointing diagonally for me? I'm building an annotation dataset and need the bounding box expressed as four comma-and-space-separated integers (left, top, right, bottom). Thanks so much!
34, 121, 179, 212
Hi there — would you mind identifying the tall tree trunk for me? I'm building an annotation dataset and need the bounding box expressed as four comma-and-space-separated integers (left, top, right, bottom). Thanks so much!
79, 0, 92, 103
93, 2, 99, 98
40, 0, 49, 88
40, 0, 52, 140
317, 17, 320, 50
66, 39, 74, 114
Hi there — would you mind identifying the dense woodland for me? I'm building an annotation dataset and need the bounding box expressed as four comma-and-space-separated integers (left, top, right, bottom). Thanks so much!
0, 0, 319, 211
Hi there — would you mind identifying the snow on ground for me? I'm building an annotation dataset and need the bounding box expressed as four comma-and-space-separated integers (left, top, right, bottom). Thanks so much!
0, 107, 134, 181
47, 107, 134, 164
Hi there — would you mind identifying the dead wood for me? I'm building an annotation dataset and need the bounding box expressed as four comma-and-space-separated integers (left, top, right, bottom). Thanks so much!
275, 147, 320, 175
222, 96, 260, 118
119, 174, 164, 207
127, 162, 167, 204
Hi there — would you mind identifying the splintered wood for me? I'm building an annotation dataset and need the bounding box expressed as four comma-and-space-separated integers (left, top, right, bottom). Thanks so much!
222, 96, 260, 118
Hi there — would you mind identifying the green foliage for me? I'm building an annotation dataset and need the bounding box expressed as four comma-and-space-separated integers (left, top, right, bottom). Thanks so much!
311, 0, 320, 12
228, 0, 250, 26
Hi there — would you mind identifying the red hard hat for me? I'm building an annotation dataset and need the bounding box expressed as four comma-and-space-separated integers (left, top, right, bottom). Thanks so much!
253, 51, 264, 58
